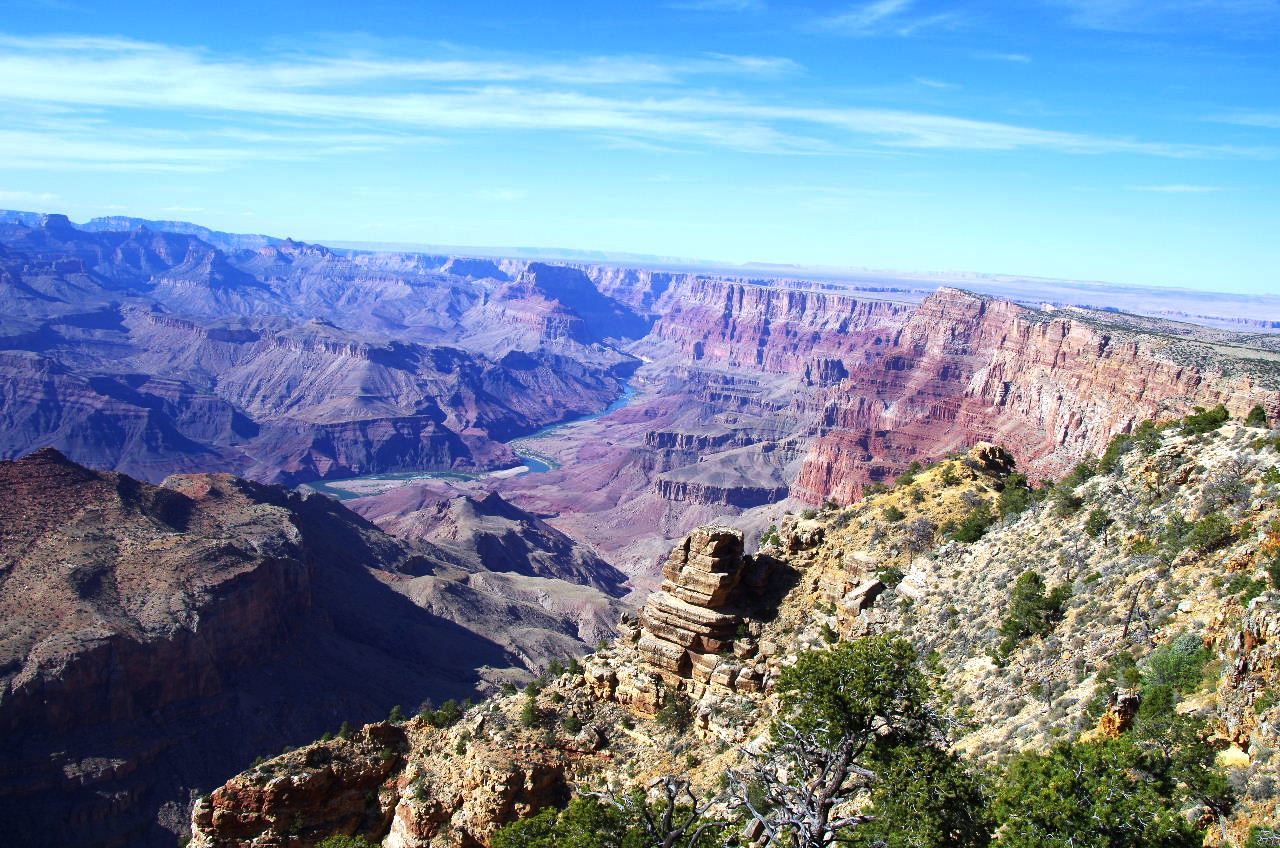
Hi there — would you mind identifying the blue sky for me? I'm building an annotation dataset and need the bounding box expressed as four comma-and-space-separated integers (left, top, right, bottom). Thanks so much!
1, 0, 1277, 294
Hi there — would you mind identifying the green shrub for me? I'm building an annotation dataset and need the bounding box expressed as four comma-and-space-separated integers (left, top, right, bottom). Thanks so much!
1185, 512, 1233, 553
1246, 828, 1280, 848
317, 836, 378, 848
883, 504, 907, 523
994, 737, 1204, 848
420, 699, 465, 729
1225, 574, 1269, 605
997, 571, 1069, 659
1051, 484, 1084, 516
387, 704, 405, 723
1161, 514, 1191, 552
877, 565, 905, 588
1180, 404, 1229, 436
776, 636, 932, 745
1245, 404, 1270, 428
896, 461, 923, 486
492, 793, 727, 848
1061, 457, 1098, 489
1099, 432, 1132, 473
772, 637, 994, 848
1143, 634, 1211, 694
1133, 419, 1163, 455
998, 472, 1034, 517
520, 690, 540, 729
951, 502, 994, 543
1127, 536, 1155, 555
1084, 507, 1113, 538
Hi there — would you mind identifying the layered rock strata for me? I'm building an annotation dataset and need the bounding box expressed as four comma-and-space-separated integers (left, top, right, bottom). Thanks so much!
636, 528, 771, 696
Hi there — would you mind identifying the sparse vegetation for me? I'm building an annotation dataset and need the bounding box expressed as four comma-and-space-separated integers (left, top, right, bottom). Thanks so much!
655, 692, 693, 732
317, 836, 378, 848
419, 699, 466, 729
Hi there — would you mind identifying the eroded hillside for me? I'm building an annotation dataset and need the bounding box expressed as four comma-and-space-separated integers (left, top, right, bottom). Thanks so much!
0, 451, 620, 848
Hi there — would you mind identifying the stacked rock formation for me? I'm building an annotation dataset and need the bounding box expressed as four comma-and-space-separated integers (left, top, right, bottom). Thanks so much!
636, 527, 770, 696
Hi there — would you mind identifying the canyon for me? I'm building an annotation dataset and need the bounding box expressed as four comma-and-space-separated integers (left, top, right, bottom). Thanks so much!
2, 210, 1280, 845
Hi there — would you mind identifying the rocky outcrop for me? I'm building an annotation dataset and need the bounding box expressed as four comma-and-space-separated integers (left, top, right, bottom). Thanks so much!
191, 723, 408, 848
636, 528, 770, 696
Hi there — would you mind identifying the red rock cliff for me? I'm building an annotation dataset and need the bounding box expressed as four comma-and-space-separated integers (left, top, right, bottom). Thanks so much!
793, 288, 1280, 502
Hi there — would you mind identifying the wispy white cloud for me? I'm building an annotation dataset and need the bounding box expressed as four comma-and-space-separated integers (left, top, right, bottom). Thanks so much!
0, 188, 60, 205
973, 51, 1032, 63
913, 76, 959, 89
1214, 111, 1280, 129
812, 0, 962, 37
0, 34, 1269, 172
1130, 183, 1224, 193
1048, 0, 1280, 34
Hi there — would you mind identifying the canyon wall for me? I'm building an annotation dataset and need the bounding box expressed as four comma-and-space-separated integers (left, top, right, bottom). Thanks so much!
615, 271, 1280, 505
791, 289, 1280, 502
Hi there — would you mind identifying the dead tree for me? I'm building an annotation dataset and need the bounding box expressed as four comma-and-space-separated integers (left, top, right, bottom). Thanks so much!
593, 776, 728, 848
727, 722, 877, 848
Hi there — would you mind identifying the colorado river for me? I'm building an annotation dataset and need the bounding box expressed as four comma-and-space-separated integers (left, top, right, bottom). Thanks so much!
300, 380, 637, 500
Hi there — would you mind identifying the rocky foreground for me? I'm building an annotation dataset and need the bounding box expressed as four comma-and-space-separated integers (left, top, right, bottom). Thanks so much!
191, 417, 1280, 846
